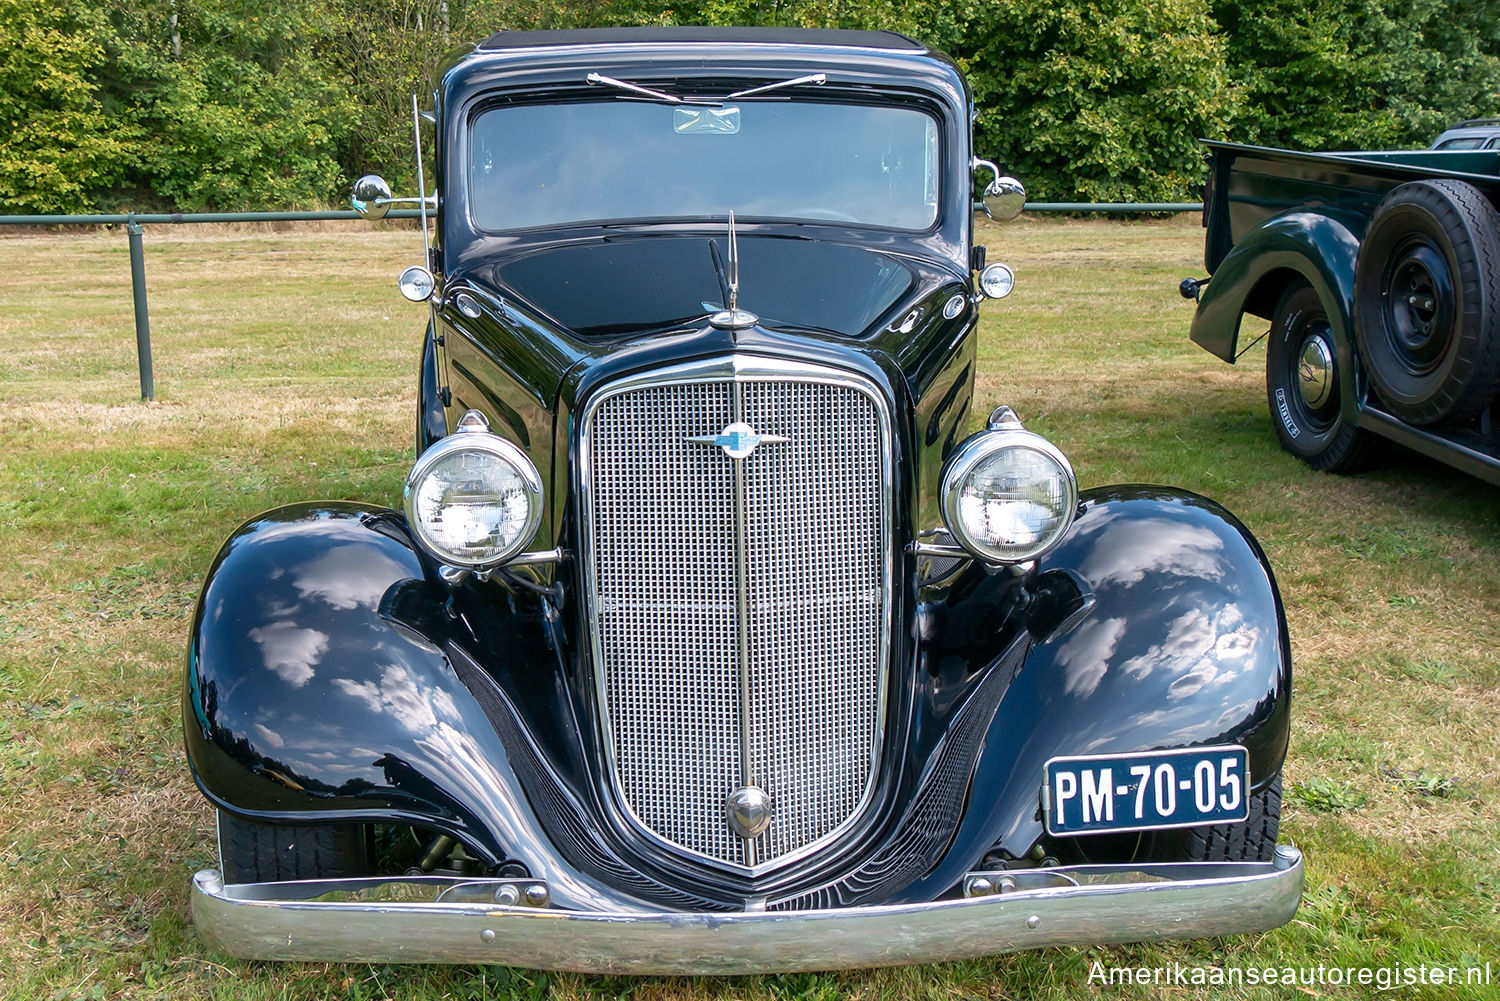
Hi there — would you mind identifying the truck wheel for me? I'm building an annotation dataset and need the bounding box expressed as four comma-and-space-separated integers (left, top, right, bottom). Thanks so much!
218, 810, 371, 883
1353, 179, 1500, 426
1266, 282, 1378, 472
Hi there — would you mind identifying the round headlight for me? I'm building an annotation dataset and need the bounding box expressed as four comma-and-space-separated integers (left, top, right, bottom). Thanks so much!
404, 429, 542, 568
940, 429, 1078, 563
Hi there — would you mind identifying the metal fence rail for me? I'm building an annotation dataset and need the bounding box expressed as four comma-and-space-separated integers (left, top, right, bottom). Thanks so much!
0, 204, 1202, 400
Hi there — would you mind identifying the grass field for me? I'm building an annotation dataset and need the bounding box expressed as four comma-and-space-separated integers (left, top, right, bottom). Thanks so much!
2, 217, 1498, 999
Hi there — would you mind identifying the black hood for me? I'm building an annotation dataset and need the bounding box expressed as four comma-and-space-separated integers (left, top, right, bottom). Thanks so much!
488, 235, 918, 338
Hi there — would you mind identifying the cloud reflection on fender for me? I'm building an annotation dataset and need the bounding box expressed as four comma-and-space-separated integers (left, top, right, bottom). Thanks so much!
247, 620, 327, 687
293, 545, 412, 611
1038, 497, 1272, 735
334, 664, 462, 732
1076, 516, 1229, 588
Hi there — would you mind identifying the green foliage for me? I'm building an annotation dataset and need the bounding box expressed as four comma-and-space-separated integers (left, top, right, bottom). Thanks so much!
2, 0, 1497, 212
103, 1, 359, 211
964, 0, 1234, 201
1291, 776, 1370, 813
1215, 0, 1500, 150
0, 2, 138, 213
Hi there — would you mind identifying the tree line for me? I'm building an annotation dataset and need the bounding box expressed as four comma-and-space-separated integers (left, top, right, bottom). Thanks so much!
3, 0, 1497, 213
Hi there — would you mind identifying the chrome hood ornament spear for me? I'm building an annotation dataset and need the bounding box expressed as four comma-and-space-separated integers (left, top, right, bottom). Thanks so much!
709, 211, 758, 330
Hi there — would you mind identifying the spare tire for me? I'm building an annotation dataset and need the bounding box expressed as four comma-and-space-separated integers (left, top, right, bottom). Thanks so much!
1353, 179, 1500, 426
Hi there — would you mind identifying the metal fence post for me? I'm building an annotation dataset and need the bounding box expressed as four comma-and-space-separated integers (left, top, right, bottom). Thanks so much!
126, 213, 155, 401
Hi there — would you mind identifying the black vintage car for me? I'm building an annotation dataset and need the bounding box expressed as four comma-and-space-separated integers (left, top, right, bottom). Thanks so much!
185, 27, 1302, 972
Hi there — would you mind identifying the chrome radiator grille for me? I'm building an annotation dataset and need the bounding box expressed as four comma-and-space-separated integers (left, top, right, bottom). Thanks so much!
583, 361, 889, 871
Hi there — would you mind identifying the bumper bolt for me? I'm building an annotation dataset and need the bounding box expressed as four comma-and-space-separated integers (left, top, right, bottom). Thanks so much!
479, 929, 496, 943
1026, 915, 1041, 929
964, 876, 994, 897
523, 883, 550, 907
494, 885, 520, 906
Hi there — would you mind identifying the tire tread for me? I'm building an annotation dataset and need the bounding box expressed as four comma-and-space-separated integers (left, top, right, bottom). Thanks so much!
219, 810, 369, 883
1186, 775, 1281, 862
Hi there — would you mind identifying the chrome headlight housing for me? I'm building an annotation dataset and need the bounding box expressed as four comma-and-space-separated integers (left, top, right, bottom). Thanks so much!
939, 409, 1078, 564
404, 413, 543, 569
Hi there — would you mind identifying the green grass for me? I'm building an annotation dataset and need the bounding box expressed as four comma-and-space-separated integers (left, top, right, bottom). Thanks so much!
3, 217, 1499, 999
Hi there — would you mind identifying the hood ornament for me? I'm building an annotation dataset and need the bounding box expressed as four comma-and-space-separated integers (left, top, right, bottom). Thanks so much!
709, 211, 758, 330
687, 421, 789, 460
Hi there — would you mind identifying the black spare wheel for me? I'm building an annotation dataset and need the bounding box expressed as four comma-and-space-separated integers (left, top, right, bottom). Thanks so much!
1266, 281, 1378, 472
1353, 179, 1500, 426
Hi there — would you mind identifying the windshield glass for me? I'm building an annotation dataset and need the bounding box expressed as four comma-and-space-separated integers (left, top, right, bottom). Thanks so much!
1434, 136, 1487, 150
469, 99, 940, 231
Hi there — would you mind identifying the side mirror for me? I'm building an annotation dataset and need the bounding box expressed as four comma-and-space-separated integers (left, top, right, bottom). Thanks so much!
972, 159, 1026, 222
982, 176, 1026, 222
351, 175, 393, 220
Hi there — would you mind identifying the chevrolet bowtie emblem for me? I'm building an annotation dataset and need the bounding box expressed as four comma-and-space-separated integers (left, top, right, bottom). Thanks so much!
686, 421, 790, 459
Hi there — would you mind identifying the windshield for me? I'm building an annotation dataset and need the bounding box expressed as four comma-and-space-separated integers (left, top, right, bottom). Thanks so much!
1433, 136, 1488, 150
469, 99, 940, 231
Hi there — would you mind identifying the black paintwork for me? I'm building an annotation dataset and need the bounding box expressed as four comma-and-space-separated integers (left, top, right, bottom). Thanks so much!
187, 487, 1288, 907
187, 31, 1294, 910
1189, 140, 1500, 486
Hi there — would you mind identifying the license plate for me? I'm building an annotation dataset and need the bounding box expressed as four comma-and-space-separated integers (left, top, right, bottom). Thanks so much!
1043, 746, 1249, 836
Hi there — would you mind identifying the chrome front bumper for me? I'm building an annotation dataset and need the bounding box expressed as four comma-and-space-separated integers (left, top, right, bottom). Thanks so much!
191, 845, 1303, 973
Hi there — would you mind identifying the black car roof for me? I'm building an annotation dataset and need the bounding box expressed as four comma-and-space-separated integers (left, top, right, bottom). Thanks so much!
477, 26, 925, 52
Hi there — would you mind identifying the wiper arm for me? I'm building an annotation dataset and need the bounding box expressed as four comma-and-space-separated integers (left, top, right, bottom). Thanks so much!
727, 73, 826, 99
584, 71, 829, 105
585, 72, 683, 104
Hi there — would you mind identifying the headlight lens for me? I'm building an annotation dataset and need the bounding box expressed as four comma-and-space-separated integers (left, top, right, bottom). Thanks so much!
404, 430, 542, 568
940, 429, 1077, 563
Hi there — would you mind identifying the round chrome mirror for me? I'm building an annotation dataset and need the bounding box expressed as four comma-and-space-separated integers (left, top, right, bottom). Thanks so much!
982, 177, 1026, 222
351, 175, 392, 220
398, 265, 435, 302
979, 262, 1015, 300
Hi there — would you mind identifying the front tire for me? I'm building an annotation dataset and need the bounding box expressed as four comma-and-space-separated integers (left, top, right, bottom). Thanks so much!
1185, 775, 1282, 862
1266, 282, 1379, 473
218, 810, 371, 883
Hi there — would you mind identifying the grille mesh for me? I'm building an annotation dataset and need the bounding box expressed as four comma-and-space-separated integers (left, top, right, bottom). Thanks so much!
587, 374, 887, 868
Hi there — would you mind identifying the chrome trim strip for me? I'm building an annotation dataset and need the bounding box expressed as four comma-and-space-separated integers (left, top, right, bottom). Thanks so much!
190, 847, 1304, 972
728, 380, 757, 867
576, 355, 895, 877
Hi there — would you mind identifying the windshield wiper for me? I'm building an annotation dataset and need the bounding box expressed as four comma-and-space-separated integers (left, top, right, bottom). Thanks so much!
584, 71, 827, 105
585, 73, 683, 104
726, 73, 826, 99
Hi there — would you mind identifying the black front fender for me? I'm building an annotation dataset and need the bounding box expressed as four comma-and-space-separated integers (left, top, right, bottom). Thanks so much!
903, 486, 1291, 899
182, 502, 638, 910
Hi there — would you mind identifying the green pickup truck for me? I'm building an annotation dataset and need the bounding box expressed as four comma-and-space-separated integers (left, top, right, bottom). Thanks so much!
1183, 141, 1500, 486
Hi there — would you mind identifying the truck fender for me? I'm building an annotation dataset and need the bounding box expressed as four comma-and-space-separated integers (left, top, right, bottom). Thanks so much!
904, 487, 1291, 898
1191, 208, 1363, 373
182, 502, 638, 911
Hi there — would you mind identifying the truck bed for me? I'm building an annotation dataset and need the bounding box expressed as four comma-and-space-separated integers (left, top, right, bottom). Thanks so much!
1202, 141, 1500, 274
